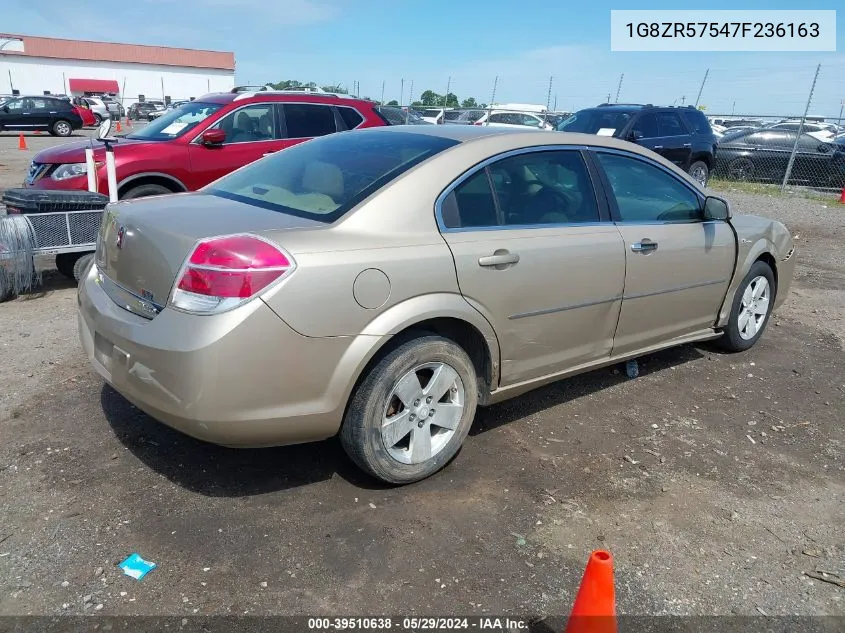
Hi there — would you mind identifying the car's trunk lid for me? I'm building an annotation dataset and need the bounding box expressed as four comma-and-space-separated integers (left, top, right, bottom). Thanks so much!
96, 192, 324, 317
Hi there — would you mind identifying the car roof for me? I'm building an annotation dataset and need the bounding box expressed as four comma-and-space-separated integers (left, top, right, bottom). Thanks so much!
361, 125, 706, 190
194, 91, 378, 107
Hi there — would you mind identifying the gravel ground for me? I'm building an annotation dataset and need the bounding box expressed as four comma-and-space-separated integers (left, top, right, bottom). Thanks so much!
0, 134, 842, 620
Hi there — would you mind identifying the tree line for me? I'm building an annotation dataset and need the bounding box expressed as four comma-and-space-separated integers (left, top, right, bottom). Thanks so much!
270, 80, 487, 109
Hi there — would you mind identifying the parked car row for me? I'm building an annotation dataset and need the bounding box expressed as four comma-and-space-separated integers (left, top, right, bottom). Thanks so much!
0, 95, 85, 136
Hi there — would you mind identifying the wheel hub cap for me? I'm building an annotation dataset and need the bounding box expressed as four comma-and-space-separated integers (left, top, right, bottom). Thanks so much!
380, 362, 465, 465
738, 276, 770, 340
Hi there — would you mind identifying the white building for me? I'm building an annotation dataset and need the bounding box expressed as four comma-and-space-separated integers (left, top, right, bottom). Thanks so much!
0, 33, 234, 106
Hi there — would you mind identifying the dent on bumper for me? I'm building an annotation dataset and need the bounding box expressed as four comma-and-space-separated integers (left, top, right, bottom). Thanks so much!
78, 265, 366, 448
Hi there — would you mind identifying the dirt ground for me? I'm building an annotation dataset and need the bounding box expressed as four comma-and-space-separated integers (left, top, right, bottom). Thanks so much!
0, 133, 842, 620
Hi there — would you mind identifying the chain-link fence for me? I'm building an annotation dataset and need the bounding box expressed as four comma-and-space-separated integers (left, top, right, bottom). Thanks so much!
709, 115, 845, 191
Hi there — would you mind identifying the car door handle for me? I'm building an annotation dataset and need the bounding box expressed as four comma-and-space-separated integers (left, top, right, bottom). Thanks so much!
653, 145, 664, 150
683, 143, 691, 147
631, 239, 658, 254
478, 250, 520, 267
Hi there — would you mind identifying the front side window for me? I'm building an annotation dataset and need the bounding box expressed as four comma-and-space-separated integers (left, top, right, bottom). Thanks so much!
209, 104, 276, 143
127, 101, 222, 141
442, 150, 599, 228
3, 99, 24, 111
208, 129, 459, 223
283, 103, 337, 138
596, 152, 701, 223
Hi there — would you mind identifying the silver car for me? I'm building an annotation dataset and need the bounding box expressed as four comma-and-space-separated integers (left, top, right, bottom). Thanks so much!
78, 126, 795, 483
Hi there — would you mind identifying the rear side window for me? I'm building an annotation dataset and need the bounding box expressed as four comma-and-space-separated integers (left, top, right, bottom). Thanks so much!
283, 103, 337, 138
442, 151, 599, 228
681, 110, 712, 134
632, 113, 659, 138
337, 107, 364, 129
208, 130, 459, 223
657, 112, 686, 136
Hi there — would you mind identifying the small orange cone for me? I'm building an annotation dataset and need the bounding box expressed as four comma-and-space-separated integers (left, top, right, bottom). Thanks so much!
116, 120, 122, 132
565, 550, 617, 633
125, 116, 132, 127
34, 130, 42, 135
18, 133, 27, 150
839, 187, 845, 204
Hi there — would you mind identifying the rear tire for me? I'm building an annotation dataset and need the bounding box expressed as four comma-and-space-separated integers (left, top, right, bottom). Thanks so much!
52, 119, 73, 137
340, 335, 478, 484
73, 253, 94, 282
55, 253, 83, 280
93, 114, 102, 125
688, 161, 709, 186
717, 261, 776, 352
728, 157, 755, 181
121, 184, 174, 199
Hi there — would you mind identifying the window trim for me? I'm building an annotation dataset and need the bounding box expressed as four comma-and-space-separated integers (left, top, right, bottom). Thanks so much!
435, 145, 609, 233
589, 147, 707, 225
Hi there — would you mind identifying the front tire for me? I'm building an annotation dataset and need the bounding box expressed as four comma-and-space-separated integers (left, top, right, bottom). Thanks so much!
717, 261, 776, 352
121, 183, 174, 199
340, 335, 478, 484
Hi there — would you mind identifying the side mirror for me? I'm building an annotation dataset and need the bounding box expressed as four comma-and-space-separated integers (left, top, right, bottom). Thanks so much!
703, 196, 731, 221
1, 106, 8, 113
201, 129, 226, 146
629, 130, 643, 141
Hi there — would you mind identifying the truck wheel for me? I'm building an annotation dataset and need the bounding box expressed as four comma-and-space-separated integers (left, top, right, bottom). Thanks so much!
340, 335, 478, 484
688, 161, 709, 186
717, 261, 776, 352
73, 253, 95, 282
121, 184, 173, 199
56, 253, 83, 280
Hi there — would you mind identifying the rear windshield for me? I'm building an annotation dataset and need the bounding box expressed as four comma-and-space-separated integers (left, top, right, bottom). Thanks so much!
207, 129, 459, 223
126, 101, 222, 140
557, 109, 634, 135
421, 110, 442, 118
443, 111, 462, 120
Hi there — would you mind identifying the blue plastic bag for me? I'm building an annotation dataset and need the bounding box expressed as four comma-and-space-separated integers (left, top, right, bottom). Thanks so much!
118, 553, 156, 580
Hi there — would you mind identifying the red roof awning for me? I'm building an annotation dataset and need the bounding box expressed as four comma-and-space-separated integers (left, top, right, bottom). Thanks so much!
68, 78, 120, 94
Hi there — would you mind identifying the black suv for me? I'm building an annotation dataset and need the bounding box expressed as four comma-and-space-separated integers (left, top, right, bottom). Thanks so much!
0, 96, 84, 137
557, 104, 717, 185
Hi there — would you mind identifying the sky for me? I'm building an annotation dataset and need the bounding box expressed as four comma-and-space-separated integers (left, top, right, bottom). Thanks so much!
3, 0, 845, 116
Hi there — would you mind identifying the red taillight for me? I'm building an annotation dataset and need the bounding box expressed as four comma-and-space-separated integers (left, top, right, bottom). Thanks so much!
172, 234, 294, 313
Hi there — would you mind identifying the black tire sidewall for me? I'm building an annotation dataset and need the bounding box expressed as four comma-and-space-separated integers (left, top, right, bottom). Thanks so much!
340, 336, 478, 484
73, 253, 95, 282
729, 158, 754, 180
53, 120, 72, 137
720, 261, 776, 352
689, 160, 709, 186
121, 184, 173, 199
55, 253, 83, 279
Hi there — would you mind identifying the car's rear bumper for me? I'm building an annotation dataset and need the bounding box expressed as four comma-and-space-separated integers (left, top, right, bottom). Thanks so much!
78, 264, 367, 447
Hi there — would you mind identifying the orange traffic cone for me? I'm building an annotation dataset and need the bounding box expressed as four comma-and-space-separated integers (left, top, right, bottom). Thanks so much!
18, 133, 27, 150
565, 550, 617, 633
839, 187, 845, 204
116, 119, 122, 132
125, 116, 132, 127
34, 130, 42, 135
